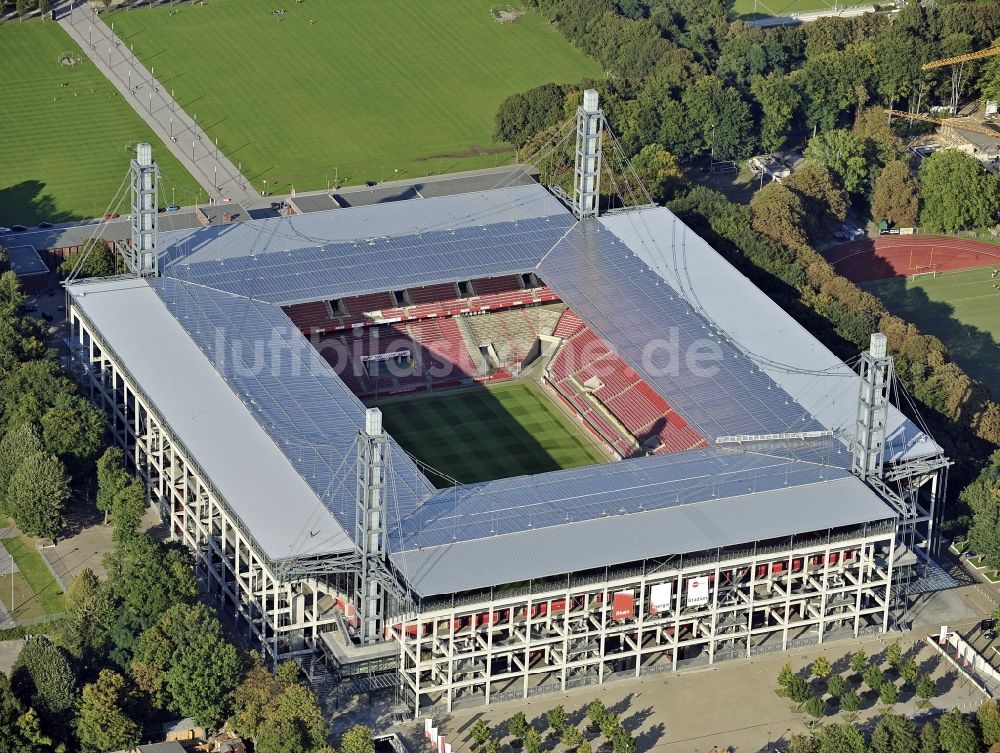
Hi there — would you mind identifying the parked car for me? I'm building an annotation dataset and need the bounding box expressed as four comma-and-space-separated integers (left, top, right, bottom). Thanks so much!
37, 221, 53, 229
165, 204, 181, 212
102, 213, 119, 220
0, 227, 11, 234
40, 312, 53, 322
21, 305, 37, 313
11, 225, 27, 232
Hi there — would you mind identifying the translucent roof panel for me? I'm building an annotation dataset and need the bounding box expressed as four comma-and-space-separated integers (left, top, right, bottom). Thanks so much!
599, 208, 941, 463
152, 277, 435, 546
537, 221, 823, 441
162, 214, 574, 305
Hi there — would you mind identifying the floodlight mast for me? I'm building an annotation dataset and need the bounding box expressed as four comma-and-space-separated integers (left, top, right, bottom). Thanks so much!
851, 332, 893, 481
356, 408, 389, 644
572, 89, 603, 220
128, 143, 159, 277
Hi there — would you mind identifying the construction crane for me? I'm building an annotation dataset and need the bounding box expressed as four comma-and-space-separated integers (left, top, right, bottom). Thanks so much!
883, 109, 1000, 139
922, 45, 1000, 71
920, 44, 1000, 114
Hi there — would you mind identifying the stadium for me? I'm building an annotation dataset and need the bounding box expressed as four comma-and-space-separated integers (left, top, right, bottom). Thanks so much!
65, 93, 949, 716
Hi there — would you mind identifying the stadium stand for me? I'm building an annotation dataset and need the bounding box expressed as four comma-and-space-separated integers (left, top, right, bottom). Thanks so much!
545, 309, 705, 457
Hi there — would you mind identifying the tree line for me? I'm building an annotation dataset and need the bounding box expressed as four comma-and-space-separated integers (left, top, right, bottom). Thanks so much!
0, 256, 370, 753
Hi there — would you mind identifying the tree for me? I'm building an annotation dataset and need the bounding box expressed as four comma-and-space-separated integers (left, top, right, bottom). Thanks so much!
40, 392, 105, 470
978, 699, 1000, 748
37, 0, 49, 16
937, 709, 977, 753
870, 713, 917, 753
548, 705, 569, 735
96, 446, 130, 524
494, 83, 569, 148
789, 733, 819, 753
787, 675, 812, 705
916, 674, 937, 705
0, 247, 9, 275
9, 636, 76, 742
509, 711, 529, 739
805, 695, 826, 719
879, 681, 899, 707
630, 144, 683, 204
524, 728, 543, 753
0, 272, 24, 320
111, 479, 147, 545
255, 683, 328, 753
816, 723, 866, 753
681, 75, 758, 160
899, 657, 919, 686
58, 568, 112, 665
826, 674, 845, 698
471, 719, 492, 749
919, 149, 1000, 232
578, 741, 594, 753
840, 690, 861, 713
16, 707, 53, 753
6, 451, 69, 539
0, 421, 42, 511
486, 740, 503, 753
600, 714, 621, 742
811, 656, 833, 679
58, 239, 117, 280
751, 72, 802, 153
980, 39, 1000, 105
967, 451, 1000, 571
750, 181, 808, 247
561, 725, 582, 750
340, 724, 376, 753
784, 161, 850, 242
103, 535, 197, 663
849, 650, 867, 675
804, 129, 870, 196
131, 602, 241, 725
0, 671, 32, 753
778, 661, 796, 688
76, 669, 141, 753
586, 699, 606, 730
863, 663, 885, 692
918, 722, 940, 753
871, 160, 920, 227
15, 0, 27, 19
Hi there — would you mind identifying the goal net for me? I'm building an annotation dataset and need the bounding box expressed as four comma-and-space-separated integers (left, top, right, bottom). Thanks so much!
910, 265, 938, 281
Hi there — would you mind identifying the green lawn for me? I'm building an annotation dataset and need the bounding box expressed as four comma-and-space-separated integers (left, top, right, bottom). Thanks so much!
0, 536, 64, 622
0, 21, 200, 226
110, 0, 601, 195
376, 381, 604, 486
730, 0, 872, 19
863, 266, 1000, 397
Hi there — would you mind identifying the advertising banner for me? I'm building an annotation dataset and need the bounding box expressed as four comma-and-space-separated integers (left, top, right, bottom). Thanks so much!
687, 577, 709, 607
649, 582, 673, 613
612, 591, 635, 620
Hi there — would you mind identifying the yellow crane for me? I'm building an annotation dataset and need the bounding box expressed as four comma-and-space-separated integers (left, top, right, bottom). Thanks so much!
922, 45, 1000, 71
920, 44, 1000, 114
882, 109, 1000, 139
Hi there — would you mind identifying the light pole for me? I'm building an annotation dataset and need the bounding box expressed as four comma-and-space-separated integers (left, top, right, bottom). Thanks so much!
88, 24, 92, 47
172, 186, 175, 205
169, 116, 173, 139
128, 67, 131, 91
148, 91, 151, 113
192, 139, 195, 162
215, 136, 218, 159
171, 89, 174, 112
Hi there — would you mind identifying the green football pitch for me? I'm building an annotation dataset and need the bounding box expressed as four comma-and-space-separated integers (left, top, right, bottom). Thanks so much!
729, 0, 871, 19
109, 0, 601, 195
0, 21, 200, 226
375, 381, 605, 486
863, 266, 1000, 397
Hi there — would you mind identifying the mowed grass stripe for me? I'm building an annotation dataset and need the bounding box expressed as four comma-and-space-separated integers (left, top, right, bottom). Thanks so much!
0, 21, 200, 225
110, 0, 600, 194
863, 265, 1000, 396
376, 382, 603, 485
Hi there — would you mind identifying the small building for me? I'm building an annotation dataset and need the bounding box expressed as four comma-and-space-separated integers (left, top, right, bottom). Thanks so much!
748, 153, 792, 182
110, 742, 188, 753
162, 718, 206, 743
5, 244, 50, 293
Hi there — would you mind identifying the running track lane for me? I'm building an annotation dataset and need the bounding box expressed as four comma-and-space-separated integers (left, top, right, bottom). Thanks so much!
821, 236, 1000, 283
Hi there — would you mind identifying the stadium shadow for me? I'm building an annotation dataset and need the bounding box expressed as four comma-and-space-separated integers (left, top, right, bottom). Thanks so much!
873, 277, 1000, 397
0, 180, 79, 226
375, 383, 600, 487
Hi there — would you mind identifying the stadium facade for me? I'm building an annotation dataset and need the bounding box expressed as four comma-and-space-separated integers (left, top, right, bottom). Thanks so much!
65, 94, 949, 715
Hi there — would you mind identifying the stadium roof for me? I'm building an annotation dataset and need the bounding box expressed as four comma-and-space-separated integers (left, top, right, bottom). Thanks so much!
67, 176, 941, 594
390, 467, 895, 597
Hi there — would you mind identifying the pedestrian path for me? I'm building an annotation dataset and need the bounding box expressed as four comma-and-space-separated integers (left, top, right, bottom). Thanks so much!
58, 2, 259, 206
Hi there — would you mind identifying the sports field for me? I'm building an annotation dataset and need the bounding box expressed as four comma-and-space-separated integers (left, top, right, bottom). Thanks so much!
376, 381, 604, 486
863, 266, 1000, 396
109, 0, 601, 195
730, 0, 870, 19
0, 21, 200, 226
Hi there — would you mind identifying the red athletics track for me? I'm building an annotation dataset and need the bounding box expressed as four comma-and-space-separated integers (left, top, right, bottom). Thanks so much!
822, 235, 1000, 284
